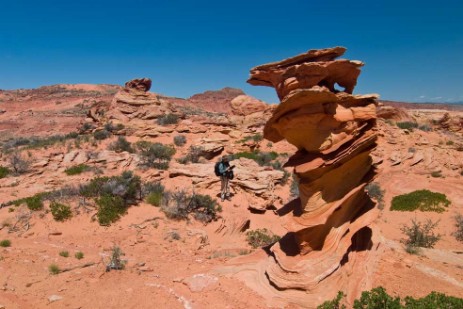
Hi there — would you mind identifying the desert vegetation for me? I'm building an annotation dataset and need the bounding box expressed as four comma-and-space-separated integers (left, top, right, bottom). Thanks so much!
366, 182, 385, 209
246, 228, 281, 248
401, 219, 441, 254
65, 164, 90, 176
319, 287, 463, 308
135, 141, 176, 170
109, 136, 134, 153
173, 134, 187, 147
160, 190, 221, 223
50, 202, 73, 221
156, 113, 179, 125
390, 189, 450, 213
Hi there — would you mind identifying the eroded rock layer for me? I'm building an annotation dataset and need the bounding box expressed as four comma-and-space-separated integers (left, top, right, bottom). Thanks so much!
248, 47, 379, 304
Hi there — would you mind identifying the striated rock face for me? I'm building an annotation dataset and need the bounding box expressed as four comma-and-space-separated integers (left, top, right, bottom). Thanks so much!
247, 47, 379, 304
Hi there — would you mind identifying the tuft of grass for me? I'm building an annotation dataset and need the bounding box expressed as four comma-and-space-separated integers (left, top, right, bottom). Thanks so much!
401, 219, 440, 254
50, 202, 73, 221
96, 195, 126, 226
446, 140, 454, 146
0, 239, 11, 247
0, 166, 10, 178
48, 264, 61, 275
65, 164, 90, 176
246, 229, 280, 249
75, 251, 84, 260
390, 189, 450, 213
240, 133, 263, 143
59, 251, 69, 258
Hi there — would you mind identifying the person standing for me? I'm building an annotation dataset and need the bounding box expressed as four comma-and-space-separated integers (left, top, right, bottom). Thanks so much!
217, 156, 234, 201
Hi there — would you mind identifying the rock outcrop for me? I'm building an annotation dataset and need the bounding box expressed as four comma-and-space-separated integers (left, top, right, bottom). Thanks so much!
245, 47, 379, 305
106, 78, 171, 124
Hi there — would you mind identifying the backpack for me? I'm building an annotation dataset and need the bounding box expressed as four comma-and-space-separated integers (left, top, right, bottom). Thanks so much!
214, 162, 222, 176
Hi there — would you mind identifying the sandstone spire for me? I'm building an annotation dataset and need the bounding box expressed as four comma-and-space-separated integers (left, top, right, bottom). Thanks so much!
248, 47, 379, 304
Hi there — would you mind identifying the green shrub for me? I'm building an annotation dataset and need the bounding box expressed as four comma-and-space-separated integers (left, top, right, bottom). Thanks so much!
391, 189, 450, 213
321, 286, 463, 309
0, 240, 11, 247
401, 219, 440, 254
96, 195, 126, 226
50, 202, 73, 221
366, 182, 385, 209
157, 113, 179, 125
230, 150, 278, 166
241, 133, 263, 143
65, 164, 90, 176
109, 136, 134, 153
418, 124, 432, 132
0, 166, 9, 178
403, 291, 463, 307
353, 287, 401, 308
93, 129, 111, 140
453, 214, 463, 242
430, 171, 442, 178
396, 122, 418, 131
25, 195, 44, 211
59, 251, 69, 257
146, 192, 163, 206
446, 140, 454, 146
189, 194, 222, 223
161, 191, 221, 223
48, 264, 61, 275
75, 251, 84, 260
80, 171, 141, 205
136, 141, 176, 169
246, 229, 280, 249
173, 135, 187, 147
317, 291, 346, 309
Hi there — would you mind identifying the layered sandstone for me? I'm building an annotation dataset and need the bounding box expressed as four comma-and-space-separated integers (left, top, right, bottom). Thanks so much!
106, 78, 171, 124
247, 47, 379, 304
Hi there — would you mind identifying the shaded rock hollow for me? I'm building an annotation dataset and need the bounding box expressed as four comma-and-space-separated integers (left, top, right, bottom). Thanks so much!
245, 47, 379, 305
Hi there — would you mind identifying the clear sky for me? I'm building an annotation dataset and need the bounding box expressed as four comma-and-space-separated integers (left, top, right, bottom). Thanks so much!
1, 0, 462, 103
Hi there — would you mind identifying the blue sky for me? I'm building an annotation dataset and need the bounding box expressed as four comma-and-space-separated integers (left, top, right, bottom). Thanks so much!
1, 0, 462, 103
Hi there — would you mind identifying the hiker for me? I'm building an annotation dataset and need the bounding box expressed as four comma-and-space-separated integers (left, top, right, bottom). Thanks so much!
215, 156, 234, 201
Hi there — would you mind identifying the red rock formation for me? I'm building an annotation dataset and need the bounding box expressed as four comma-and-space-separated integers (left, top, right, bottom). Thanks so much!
247, 47, 379, 304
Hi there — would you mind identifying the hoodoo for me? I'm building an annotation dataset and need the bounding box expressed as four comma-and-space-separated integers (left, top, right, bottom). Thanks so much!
247, 47, 379, 305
